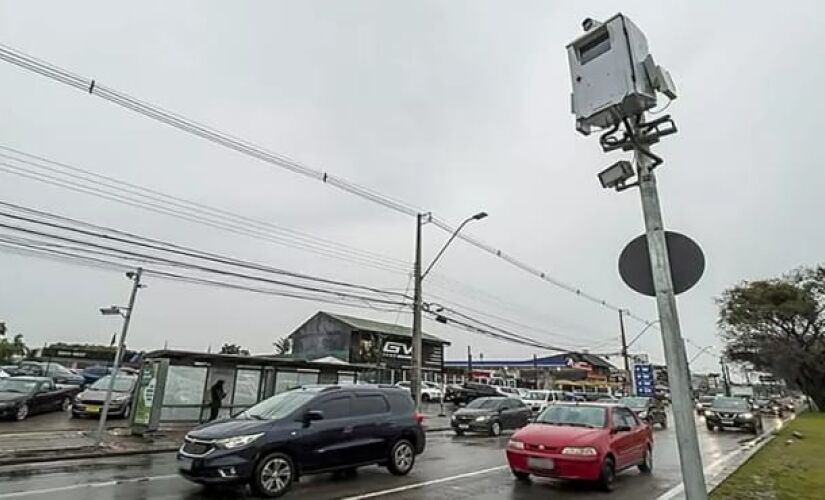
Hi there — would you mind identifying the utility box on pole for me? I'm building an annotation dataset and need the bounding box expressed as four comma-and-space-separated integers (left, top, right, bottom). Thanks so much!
567, 14, 676, 135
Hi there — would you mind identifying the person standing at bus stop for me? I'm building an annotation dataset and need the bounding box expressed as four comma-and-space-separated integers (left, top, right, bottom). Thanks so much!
209, 380, 226, 421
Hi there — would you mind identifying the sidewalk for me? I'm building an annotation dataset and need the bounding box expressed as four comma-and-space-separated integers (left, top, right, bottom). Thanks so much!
0, 409, 454, 467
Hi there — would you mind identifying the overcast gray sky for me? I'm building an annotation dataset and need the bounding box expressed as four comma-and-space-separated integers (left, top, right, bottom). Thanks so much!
1, 1, 824, 376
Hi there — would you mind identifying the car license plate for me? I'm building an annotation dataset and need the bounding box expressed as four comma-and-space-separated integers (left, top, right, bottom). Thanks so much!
527, 457, 554, 470
721, 420, 734, 426
178, 457, 193, 471
86, 405, 100, 413
458, 424, 469, 429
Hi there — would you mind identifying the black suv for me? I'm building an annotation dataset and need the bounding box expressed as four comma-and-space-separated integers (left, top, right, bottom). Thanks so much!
177, 385, 425, 498
705, 396, 763, 434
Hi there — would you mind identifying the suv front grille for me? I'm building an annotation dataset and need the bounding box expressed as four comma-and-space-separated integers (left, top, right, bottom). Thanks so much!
181, 437, 215, 456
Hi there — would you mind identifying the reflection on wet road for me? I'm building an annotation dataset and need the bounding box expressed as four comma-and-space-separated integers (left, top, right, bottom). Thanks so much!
0, 413, 785, 500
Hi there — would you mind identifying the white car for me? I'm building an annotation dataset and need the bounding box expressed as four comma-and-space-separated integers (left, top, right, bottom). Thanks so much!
522, 390, 566, 413
0, 369, 8, 378
495, 386, 522, 399
395, 381, 443, 402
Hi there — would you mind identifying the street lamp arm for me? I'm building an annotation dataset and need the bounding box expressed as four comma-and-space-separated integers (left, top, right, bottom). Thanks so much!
421, 212, 487, 280
627, 319, 661, 348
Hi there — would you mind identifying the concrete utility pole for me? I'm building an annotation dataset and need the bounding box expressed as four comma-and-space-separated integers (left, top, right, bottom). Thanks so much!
410, 213, 424, 409
411, 211, 487, 409
95, 268, 143, 447
618, 309, 631, 396
635, 144, 707, 498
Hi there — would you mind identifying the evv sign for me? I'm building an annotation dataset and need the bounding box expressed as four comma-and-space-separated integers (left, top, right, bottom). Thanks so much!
382, 341, 413, 359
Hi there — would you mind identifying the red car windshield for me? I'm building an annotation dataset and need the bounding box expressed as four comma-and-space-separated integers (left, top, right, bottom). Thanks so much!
536, 404, 606, 428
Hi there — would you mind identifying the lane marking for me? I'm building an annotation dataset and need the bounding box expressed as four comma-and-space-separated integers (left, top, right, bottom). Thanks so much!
0, 474, 179, 498
339, 465, 508, 500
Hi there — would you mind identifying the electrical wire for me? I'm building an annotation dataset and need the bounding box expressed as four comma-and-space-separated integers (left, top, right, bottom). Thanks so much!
0, 148, 412, 274
0, 42, 656, 327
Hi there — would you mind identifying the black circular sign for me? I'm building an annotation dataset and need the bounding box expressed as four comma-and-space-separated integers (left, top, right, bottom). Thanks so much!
619, 231, 705, 297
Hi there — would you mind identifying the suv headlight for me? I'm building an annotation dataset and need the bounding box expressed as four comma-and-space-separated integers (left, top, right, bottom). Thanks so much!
475, 415, 489, 422
214, 433, 264, 450
741, 413, 754, 419
561, 447, 597, 456
638, 411, 648, 418
705, 411, 715, 417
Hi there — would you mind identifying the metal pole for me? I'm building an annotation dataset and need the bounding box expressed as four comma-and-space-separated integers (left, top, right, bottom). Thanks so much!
618, 309, 630, 397
533, 354, 538, 389
95, 268, 143, 447
411, 213, 423, 409
467, 345, 473, 378
635, 139, 707, 499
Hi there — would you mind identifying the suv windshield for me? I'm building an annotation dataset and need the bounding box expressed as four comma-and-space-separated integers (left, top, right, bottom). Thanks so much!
536, 404, 606, 428
0, 379, 37, 393
240, 390, 318, 420
619, 397, 650, 408
711, 397, 749, 411
466, 398, 502, 409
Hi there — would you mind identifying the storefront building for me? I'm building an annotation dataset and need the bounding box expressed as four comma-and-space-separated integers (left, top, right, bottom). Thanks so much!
288, 312, 450, 385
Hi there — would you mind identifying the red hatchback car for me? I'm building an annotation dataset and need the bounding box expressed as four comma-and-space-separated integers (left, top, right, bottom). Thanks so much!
506, 403, 653, 491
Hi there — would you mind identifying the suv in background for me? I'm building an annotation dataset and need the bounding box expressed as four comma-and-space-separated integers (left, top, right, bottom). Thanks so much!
17, 362, 85, 386
705, 396, 763, 434
178, 385, 425, 498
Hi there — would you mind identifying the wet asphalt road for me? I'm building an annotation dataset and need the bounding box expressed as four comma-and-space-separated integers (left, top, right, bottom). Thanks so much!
0, 413, 783, 500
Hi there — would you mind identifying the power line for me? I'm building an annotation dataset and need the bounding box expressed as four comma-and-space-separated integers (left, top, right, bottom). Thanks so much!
0, 206, 409, 300
0, 147, 412, 273
0, 42, 654, 326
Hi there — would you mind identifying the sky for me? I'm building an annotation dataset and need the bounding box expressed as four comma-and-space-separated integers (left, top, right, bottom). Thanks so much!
1, 1, 824, 377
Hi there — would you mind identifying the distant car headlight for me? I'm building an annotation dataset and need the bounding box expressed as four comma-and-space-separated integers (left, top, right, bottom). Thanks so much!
638, 411, 648, 418
705, 411, 715, 417
561, 447, 597, 456
0, 401, 11, 409
214, 433, 264, 450
451, 415, 457, 421
475, 415, 490, 422
508, 439, 525, 450
741, 413, 754, 419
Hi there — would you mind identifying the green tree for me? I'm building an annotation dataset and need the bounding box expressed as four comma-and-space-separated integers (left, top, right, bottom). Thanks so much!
273, 337, 292, 356
717, 265, 825, 410
219, 343, 249, 356
0, 334, 29, 363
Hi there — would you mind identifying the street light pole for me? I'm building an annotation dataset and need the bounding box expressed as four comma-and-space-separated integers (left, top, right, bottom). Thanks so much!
411, 211, 487, 409
95, 268, 143, 447
635, 142, 707, 499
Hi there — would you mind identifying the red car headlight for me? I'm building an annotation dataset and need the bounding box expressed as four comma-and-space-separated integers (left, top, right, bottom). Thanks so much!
508, 439, 525, 450
561, 446, 598, 456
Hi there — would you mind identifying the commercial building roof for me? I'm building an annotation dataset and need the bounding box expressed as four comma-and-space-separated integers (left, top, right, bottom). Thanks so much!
320, 312, 450, 345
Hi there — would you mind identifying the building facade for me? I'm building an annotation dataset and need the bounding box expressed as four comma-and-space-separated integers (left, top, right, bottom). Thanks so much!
288, 312, 450, 384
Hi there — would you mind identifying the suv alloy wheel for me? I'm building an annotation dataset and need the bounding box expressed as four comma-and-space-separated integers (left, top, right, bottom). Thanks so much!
387, 439, 415, 476
252, 452, 294, 498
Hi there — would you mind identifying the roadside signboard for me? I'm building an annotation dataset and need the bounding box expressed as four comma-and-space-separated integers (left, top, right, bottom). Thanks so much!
634, 363, 655, 397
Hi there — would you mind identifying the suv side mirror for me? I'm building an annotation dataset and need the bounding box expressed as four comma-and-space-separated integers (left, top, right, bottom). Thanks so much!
303, 410, 324, 425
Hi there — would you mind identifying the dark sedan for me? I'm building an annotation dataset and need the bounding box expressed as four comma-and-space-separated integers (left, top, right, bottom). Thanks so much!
0, 377, 80, 420
451, 397, 531, 436
72, 374, 137, 418
618, 396, 667, 428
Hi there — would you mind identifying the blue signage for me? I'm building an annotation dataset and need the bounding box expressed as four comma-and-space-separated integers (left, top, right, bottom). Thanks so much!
634, 364, 655, 397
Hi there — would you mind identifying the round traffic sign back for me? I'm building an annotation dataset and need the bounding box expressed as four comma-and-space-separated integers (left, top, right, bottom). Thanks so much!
618, 231, 705, 297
